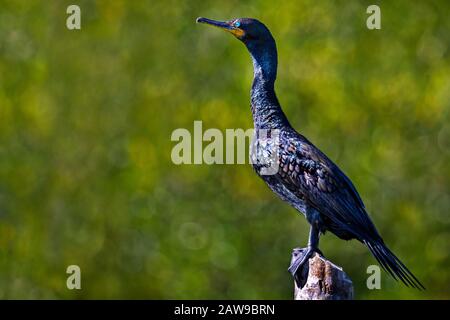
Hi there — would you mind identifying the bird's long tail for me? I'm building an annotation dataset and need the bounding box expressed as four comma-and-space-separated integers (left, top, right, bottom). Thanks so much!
364, 239, 425, 290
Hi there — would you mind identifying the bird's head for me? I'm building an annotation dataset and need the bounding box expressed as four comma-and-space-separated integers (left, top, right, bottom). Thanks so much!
196, 17, 278, 81
196, 17, 275, 48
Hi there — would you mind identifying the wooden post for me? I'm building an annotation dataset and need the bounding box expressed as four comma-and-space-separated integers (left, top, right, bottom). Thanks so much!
292, 252, 353, 300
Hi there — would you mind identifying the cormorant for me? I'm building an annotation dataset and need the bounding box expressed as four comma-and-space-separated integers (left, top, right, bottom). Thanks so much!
197, 17, 424, 289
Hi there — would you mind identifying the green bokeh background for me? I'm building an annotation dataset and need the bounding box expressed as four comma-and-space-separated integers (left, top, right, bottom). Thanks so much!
0, 0, 449, 299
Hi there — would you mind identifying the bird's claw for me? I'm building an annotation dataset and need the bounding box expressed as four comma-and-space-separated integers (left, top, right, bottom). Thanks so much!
288, 246, 324, 288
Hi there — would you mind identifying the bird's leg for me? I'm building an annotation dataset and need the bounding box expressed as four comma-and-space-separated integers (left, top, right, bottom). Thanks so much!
288, 221, 323, 287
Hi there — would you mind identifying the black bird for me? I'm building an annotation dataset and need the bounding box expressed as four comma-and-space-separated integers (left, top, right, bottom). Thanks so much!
197, 17, 424, 289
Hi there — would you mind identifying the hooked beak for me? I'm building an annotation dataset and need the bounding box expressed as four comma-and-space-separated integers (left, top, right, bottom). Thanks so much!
196, 17, 245, 38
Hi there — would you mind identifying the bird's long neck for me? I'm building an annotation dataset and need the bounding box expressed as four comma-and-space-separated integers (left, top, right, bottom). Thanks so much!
248, 40, 290, 129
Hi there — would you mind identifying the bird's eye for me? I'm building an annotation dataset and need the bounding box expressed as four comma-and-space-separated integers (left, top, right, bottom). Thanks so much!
234, 21, 241, 28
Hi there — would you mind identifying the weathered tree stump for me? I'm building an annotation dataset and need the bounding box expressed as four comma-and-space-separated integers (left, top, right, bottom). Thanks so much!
292, 251, 353, 300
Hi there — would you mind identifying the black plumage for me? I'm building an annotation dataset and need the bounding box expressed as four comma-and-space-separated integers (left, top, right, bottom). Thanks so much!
197, 17, 424, 289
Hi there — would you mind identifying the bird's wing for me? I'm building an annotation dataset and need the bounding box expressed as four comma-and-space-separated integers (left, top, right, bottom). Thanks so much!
277, 135, 380, 241
275, 134, 424, 289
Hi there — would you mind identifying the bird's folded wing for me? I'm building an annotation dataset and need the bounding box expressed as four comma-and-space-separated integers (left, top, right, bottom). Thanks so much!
278, 138, 381, 241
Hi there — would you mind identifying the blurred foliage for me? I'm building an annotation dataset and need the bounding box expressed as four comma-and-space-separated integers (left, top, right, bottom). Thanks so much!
0, 0, 449, 299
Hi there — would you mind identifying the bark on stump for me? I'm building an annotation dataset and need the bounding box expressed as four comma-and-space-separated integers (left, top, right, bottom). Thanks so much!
292, 252, 353, 300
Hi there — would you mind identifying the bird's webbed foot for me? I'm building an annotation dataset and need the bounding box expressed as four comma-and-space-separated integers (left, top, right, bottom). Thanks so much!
288, 246, 324, 288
